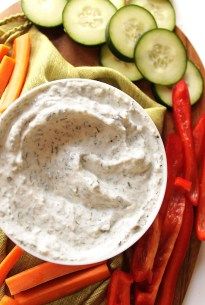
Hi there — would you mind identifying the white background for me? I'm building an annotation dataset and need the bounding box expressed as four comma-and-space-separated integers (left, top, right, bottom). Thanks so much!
0, 1, 204, 304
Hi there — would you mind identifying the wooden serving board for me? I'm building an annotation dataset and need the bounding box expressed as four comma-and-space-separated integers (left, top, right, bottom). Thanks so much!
1, 3, 205, 305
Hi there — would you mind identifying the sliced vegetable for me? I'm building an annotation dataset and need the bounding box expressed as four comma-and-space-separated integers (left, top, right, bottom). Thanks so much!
0, 56, 15, 97
196, 152, 205, 241
159, 133, 183, 220
174, 177, 192, 192
14, 264, 110, 305
107, 269, 133, 305
0, 33, 30, 112
193, 114, 205, 162
129, 0, 176, 30
134, 133, 184, 305
0, 246, 24, 287
0, 296, 17, 305
100, 44, 142, 81
0, 44, 10, 61
135, 191, 186, 305
63, 0, 116, 46
21, 0, 67, 27
172, 80, 199, 205
153, 61, 204, 107
107, 5, 157, 61
6, 262, 101, 295
131, 133, 183, 284
134, 29, 187, 85
157, 202, 193, 305
110, 0, 125, 9
131, 217, 160, 283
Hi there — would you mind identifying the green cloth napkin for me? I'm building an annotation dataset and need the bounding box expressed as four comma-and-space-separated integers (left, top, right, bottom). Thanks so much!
0, 14, 166, 305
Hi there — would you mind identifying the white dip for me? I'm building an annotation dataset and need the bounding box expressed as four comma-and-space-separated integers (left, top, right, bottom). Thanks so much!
0, 79, 166, 264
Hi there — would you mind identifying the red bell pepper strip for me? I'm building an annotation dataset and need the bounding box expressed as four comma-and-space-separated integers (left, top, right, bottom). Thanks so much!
106, 269, 133, 305
174, 177, 192, 192
196, 151, 205, 241
156, 202, 193, 305
135, 191, 186, 305
193, 113, 205, 163
159, 133, 183, 220
131, 134, 183, 284
131, 217, 160, 283
131, 134, 183, 283
172, 80, 199, 206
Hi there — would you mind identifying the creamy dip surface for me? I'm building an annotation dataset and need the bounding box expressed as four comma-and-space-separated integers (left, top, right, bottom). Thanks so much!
0, 79, 166, 264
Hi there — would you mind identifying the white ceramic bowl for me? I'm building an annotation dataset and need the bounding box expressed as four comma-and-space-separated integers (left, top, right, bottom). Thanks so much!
0, 79, 167, 265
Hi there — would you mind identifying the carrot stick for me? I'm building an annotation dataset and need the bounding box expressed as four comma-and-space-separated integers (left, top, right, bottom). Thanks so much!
0, 33, 30, 112
0, 296, 17, 305
0, 56, 15, 97
14, 263, 110, 305
0, 246, 24, 287
6, 261, 103, 295
0, 44, 10, 61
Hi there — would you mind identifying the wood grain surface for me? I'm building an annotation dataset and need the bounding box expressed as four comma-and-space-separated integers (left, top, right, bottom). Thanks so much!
1, 2, 205, 305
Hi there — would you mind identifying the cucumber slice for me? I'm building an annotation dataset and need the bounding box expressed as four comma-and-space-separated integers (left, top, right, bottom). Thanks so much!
110, 0, 125, 9
129, 0, 176, 30
107, 5, 157, 61
135, 29, 187, 85
63, 0, 116, 46
154, 61, 204, 107
100, 44, 143, 81
21, 0, 67, 27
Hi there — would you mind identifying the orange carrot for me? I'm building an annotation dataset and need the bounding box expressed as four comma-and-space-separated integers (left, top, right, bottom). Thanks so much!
0, 246, 24, 287
0, 44, 10, 61
0, 33, 30, 112
0, 296, 17, 305
0, 56, 15, 97
14, 263, 110, 305
6, 261, 103, 295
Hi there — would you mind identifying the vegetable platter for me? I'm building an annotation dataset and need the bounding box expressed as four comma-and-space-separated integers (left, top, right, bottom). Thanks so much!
0, 1, 205, 305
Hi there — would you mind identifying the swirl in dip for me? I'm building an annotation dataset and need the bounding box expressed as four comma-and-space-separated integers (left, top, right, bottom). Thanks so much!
0, 79, 166, 264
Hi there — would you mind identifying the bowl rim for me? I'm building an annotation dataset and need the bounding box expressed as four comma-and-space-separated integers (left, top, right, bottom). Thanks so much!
0, 78, 167, 265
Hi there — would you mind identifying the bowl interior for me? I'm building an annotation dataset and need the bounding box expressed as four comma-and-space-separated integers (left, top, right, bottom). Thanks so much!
0, 79, 167, 265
